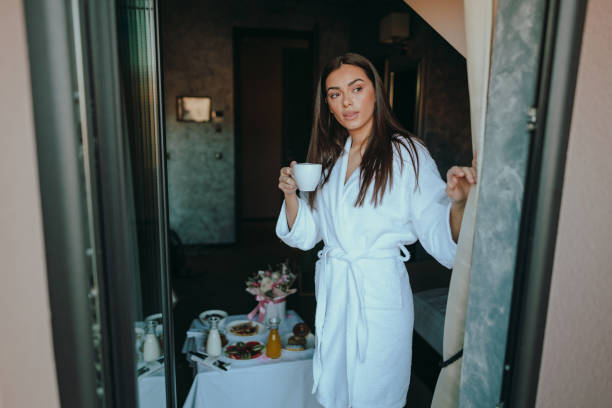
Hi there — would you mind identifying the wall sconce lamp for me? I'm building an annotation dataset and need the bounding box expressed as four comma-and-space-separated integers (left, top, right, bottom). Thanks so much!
379, 12, 411, 44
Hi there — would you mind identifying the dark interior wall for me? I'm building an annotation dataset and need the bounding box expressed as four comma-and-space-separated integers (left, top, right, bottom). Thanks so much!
162, 0, 351, 244
348, 3, 472, 176
162, 0, 471, 245
415, 16, 472, 176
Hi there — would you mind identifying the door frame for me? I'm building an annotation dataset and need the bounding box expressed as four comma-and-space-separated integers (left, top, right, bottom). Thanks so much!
24, 0, 587, 405
458, 0, 588, 405
24, 0, 177, 406
383, 55, 426, 139
501, 0, 588, 405
23, 0, 104, 406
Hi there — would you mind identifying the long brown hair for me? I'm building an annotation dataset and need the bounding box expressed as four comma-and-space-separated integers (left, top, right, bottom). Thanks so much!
306, 52, 421, 208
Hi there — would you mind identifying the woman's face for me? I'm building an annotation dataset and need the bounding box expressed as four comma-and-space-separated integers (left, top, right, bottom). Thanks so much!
325, 64, 376, 137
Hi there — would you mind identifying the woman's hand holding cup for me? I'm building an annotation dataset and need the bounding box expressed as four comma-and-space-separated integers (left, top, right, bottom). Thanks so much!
278, 161, 298, 197
278, 161, 321, 229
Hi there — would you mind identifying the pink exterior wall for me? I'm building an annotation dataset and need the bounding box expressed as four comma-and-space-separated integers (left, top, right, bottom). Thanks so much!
0, 1, 60, 407
404, 0, 466, 56
536, 0, 612, 405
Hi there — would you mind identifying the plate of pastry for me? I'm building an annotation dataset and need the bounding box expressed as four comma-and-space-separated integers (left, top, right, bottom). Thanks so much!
282, 333, 315, 352
225, 320, 268, 342
282, 322, 315, 352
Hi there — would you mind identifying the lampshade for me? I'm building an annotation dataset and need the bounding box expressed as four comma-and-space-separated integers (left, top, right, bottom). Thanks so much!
379, 12, 411, 43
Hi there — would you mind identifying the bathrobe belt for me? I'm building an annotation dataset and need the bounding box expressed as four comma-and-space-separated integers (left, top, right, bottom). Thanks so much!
312, 244, 411, 404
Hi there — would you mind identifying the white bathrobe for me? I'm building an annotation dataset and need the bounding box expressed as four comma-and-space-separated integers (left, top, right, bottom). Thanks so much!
276, 137, 457, 408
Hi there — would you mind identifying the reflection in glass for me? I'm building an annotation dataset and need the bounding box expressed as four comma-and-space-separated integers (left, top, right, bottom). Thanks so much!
116, 0, 168, 406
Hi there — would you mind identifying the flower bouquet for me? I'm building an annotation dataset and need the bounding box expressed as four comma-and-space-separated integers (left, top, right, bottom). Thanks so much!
246, 261, 297, 324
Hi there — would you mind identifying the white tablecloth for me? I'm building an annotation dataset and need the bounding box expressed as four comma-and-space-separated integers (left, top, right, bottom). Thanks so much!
138, 365, 166, 408
182, 311, 322, 408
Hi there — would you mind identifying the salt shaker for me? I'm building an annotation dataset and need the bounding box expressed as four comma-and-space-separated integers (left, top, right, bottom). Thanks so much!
143, 320, 161, 362
206, 316, 222, 357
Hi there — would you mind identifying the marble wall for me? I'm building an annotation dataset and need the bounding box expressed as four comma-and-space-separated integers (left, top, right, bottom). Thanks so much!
162, 0, 471, 244
459, 0, 547, 406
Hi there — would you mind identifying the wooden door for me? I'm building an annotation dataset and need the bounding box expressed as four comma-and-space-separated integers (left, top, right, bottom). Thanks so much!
236, 32, 313, 222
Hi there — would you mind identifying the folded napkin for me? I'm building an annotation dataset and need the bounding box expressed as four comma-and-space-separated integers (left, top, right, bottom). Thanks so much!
186, 330, 205, 338
190, 353, 231, 372
137, 360, 164, 378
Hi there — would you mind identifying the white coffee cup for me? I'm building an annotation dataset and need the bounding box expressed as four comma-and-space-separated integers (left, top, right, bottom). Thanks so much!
292, 163, 322, 192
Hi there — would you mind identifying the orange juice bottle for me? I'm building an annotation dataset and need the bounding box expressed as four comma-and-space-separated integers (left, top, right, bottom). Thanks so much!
266, 317, 282, 359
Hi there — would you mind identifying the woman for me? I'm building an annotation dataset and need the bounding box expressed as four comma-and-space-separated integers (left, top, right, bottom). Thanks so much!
276, 53, 476, 408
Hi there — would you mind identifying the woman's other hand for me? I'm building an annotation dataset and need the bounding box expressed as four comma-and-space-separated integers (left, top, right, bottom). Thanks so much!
279, 161, 298, 197
446, 153, 478, 205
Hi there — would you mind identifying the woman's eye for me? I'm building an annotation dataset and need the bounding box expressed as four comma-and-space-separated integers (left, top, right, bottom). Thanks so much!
329, 93, 339, 99
353, 87, 362, 93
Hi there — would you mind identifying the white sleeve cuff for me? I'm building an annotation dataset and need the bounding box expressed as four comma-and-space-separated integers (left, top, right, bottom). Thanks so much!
443, 199, 458, 268
275, 197, 303, 241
